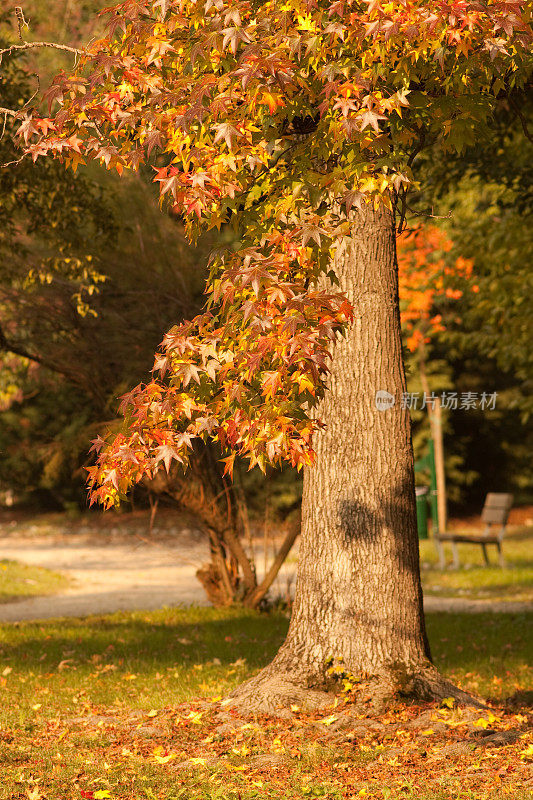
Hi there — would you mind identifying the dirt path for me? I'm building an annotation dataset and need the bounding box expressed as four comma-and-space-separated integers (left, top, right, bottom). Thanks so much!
0, 531, 530, 622
0, 531, 212, 621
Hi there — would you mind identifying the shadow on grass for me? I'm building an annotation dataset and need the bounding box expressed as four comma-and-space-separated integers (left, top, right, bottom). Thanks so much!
0, 607, 290, 673
0, 608, 530, 687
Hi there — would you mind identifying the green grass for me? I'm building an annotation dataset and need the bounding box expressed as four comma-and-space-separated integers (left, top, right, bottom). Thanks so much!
0, 559, 70, 603
420, 526, 533, 601
0, 607, 530, 725
0, 606, 531, 800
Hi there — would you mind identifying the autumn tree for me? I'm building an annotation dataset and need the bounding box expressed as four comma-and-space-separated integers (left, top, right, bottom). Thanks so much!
17, 0, 532, 711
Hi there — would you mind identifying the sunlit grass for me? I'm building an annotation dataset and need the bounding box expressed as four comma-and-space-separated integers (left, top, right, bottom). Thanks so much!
0, 606, 530, 728
0, 606, 530, 800
0, 559, 70, 603
420, 526, 533, 601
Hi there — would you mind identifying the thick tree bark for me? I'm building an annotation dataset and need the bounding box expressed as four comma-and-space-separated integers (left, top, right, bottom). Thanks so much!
231, 203, 477, 713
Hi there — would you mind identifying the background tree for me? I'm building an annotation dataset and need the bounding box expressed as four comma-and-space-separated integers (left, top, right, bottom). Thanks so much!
11, 0, 533, 710
1, 6, 298, 607
408, 89, 533, 508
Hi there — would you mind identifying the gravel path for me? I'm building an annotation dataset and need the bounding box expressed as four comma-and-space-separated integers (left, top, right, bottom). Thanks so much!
0, 532, 530, 622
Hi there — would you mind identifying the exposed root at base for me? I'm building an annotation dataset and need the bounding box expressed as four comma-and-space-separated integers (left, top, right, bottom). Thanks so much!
404, 666, 486, 709
229, 664, 486, 717
229, 671, 335, 717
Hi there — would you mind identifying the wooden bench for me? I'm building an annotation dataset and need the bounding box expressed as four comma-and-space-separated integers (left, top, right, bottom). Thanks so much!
434, 493, 513, 569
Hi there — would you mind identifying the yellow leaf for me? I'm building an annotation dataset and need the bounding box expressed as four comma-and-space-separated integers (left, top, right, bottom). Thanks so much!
296, 14, 317, 32
32, 704, 42, 711
94, 793, 112, 800
440, 697, 456, 708
147, 710, 158, 717
473, 718, 489, 729
320, 715, 338, 726
520, 744, 533, 760
421, 729, 434, 736
184, 710, 204, 724
154, 753, 176, 764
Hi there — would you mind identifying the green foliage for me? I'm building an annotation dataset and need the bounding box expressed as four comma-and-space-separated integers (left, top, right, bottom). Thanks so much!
0, 165, 211, 506
0, 17, 213, 507
406, 94, 533, 507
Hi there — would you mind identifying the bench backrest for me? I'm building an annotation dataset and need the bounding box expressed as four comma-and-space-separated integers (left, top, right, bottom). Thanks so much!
481, 493, 513, 536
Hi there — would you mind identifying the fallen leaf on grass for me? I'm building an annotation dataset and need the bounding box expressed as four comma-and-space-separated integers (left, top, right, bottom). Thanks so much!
319, 715, 338, 725
474, 711, 499, 729
440, 697, 456, 709
152, 746, 177, 764
183, 710, 205, 724
154, 753, 177, 764
520, 744, 533, 761
82, 793, 112, 800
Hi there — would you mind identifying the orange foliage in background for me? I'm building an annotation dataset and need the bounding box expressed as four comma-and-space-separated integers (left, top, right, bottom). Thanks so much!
397, 226, 475, 353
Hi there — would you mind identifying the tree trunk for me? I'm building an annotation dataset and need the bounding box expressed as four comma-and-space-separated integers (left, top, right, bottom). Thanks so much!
231, 203, 477, 713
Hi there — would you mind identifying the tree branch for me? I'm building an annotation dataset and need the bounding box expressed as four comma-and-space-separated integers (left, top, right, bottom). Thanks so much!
245, 521, 299, 608
0, 41, 82, 61
509, 97, 533, 145
0, 322, 70, 381
0, 322, 44, 365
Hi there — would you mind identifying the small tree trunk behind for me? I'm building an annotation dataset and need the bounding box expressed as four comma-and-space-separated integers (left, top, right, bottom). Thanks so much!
232, 203, 475, 713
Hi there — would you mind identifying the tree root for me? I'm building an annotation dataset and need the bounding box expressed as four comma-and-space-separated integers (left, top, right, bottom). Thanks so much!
229, 662, 486, 717
402, 665, 487, 708
229, 670, 335, 717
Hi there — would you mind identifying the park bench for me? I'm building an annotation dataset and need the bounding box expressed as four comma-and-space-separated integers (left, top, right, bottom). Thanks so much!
434, 493, 513, 569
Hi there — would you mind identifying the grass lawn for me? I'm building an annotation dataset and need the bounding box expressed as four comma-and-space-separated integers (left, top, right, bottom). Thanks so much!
420, 526, 533, 602
0, 559, 70, 604
0, 606, 531, 800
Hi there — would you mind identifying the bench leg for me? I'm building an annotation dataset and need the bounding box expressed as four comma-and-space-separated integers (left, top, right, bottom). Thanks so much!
451, 541, 460, 569
435, 537, 446, 569
496, 541, 505, 569
481, 542, 490, 566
